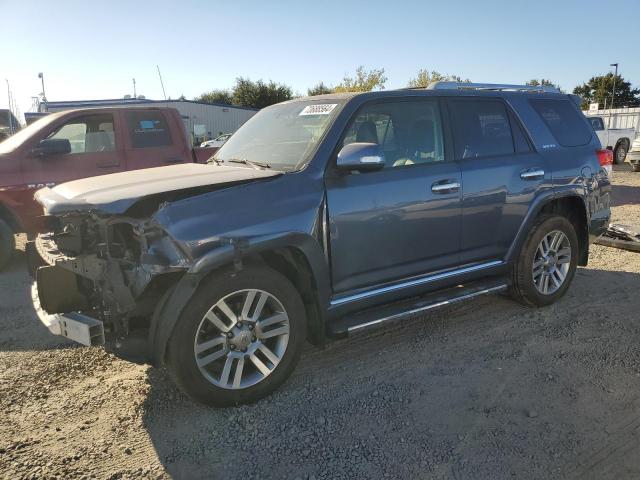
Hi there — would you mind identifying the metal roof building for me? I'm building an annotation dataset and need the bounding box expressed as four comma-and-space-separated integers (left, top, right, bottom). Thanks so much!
40, 98, 258, 144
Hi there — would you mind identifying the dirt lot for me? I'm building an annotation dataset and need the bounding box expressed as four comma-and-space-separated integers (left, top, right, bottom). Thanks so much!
1, 166, 639, 480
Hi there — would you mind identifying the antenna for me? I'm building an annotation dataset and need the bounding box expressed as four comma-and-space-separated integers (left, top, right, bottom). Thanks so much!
132, 78, 137, 99
157, 65, 167, 100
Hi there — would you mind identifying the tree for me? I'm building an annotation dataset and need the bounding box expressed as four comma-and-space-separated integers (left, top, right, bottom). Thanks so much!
334, 66, 387, 93
573, 73, 640, 109
526, 79, 562, 92
195, 89, 234, 105
307, 82, 333, 96
232, 77, 293, 109
407, 69, 470, 88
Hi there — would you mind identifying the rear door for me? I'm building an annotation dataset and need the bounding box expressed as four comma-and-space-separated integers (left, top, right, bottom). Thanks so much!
123, 109, 188, 169
447, 97, 551, 264
325, 98, 462, 294
22, 112, 123, 189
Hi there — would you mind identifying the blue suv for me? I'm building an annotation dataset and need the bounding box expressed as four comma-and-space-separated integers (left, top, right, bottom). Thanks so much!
31, 82, 612, 406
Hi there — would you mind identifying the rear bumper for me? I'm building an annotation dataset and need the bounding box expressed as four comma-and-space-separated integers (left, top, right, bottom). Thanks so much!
627, 151, 640, 165
31, 281, 105, 346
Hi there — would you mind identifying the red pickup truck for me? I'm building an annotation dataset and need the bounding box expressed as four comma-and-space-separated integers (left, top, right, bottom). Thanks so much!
0, 107, 216, 269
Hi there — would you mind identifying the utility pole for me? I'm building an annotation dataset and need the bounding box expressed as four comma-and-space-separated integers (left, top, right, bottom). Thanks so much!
157, 65, 167, 101
5, 79, 13, 134
132, 78, 137, 99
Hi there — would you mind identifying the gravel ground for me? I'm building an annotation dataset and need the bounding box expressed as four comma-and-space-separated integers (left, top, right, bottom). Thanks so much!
1, 165, 639, 480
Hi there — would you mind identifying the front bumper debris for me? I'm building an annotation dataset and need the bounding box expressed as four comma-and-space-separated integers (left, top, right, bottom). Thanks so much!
31, 281, 105, 347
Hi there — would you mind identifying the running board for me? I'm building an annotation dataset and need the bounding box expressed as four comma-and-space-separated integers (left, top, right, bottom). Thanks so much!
328, 279, 508, 338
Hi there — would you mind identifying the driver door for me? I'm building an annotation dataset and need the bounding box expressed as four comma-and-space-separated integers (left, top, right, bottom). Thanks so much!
22, 112, 123, 189
325, 98, 462, 294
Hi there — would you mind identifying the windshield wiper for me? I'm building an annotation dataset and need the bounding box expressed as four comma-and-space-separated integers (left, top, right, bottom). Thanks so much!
224, 158, 272, 169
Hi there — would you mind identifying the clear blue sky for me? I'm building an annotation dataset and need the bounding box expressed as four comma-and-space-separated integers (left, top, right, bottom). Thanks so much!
2, 0, 638, 118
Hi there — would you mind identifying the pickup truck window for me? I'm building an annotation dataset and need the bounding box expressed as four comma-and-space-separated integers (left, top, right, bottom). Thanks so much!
450, 99, 515, 159
588, 117, 605, 131
48, 114, 115, 154
342, 100, 444, 168
127, 111, 173, 148
530, 99, 592, 147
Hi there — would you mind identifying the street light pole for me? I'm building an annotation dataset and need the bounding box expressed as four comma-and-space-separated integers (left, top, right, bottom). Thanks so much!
38, 72, 47, 111
608, 63, 618, 130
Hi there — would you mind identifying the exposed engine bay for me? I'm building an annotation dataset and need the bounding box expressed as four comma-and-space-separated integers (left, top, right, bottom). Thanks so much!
33, 212, 189, 344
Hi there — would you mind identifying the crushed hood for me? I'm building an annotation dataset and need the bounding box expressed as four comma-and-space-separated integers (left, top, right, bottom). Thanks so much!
35, 163, 281, 216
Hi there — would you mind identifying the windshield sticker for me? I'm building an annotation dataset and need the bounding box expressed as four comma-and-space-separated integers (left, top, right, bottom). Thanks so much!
299, 104, 337, 116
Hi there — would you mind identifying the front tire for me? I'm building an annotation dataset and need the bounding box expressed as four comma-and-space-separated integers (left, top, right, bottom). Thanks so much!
511, 215, 578, 307
632, 164, 640, 172
167, 265, 306, 407
0, 219, 15, 271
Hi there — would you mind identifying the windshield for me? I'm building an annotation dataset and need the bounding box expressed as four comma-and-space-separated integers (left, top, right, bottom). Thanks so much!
0, 113, 60, 154
213, 100, 344, 171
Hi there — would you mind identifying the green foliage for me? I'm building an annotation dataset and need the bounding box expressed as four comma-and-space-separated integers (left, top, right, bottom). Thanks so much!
526, 79, 562, 92
334, 66, 387, 93
307, 82, 333, 96
194, 89, 233, 105
407, 69, 470, 88
232, 77, 293, 109
573, 73, 640, 109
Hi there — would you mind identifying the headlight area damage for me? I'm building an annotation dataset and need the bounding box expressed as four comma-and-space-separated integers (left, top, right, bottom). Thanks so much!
29, 164, 283, 356
32, 212, 189, 353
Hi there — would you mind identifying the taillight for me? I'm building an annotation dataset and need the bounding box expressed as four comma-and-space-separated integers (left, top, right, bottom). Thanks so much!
597, 149, 613, 176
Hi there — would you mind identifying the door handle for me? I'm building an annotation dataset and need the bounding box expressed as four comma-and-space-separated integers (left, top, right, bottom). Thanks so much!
163, 157, 183, 164
97, 161, 119, 168
431, 180, 460, 194
520, 168, 545, 180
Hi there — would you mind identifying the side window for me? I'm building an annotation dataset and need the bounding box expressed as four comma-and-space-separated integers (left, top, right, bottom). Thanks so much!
341, 100, 445, 169
127, 111, 173, 148
49, 114, 115, 154
449, 100, 515, 159
588, 117, 604, 131
529, 99, 592, 147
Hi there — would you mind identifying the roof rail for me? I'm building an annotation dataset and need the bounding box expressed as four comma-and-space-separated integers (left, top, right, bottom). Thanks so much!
427, 81, 561, 94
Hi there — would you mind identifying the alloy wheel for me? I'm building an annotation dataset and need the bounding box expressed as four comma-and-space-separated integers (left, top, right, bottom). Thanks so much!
193, 289, 290, 389
532, 230, 571, 295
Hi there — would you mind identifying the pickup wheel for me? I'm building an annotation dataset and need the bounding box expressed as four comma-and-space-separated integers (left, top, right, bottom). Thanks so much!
167, 265, 306, 407
614, 143, 628, 164
510, 215, 578, 307
0, 219, 15, 271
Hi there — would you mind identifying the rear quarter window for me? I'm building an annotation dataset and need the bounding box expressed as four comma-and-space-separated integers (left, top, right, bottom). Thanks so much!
529, 99, 593, 147
127, 111, 173, 148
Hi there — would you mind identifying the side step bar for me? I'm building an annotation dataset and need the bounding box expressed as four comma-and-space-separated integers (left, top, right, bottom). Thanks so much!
328, 279, 508, 338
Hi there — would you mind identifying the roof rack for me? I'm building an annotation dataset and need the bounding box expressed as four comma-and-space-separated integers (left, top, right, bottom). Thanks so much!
427, 81, 561, 94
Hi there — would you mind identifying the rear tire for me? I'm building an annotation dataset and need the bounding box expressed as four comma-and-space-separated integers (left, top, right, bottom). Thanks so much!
614, 144, 628, 164
167, 265, 306, 407
0, 219, 15, 271
510, 215, 578, 307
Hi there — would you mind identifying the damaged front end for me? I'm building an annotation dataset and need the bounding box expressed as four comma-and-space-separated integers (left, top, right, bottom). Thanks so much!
31, 211, 190, 356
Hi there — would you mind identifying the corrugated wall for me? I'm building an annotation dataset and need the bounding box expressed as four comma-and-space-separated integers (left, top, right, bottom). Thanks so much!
584, 107, 640, 136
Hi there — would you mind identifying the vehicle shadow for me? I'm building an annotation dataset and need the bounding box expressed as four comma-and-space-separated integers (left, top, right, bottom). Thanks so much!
139, 268, 640, 479
0, 247, 76, 352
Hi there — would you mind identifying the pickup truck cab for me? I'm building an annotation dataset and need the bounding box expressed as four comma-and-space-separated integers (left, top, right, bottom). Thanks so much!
31, 83, 611, 406
0, 107, 216, 269
587, 116, 635, 164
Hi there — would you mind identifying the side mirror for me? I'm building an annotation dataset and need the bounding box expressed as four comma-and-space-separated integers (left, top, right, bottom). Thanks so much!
32, 138, 71, 156
336, 143, 385, 172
